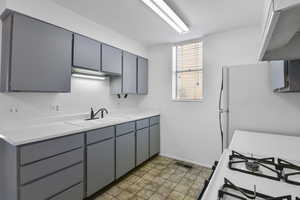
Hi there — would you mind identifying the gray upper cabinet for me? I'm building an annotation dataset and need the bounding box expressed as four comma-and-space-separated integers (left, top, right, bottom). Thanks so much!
122, 52, 137, 94
101, 44, 122, 75
73, 34, 101, 71
1, 12, 72, 92
137, 57, 148, 94
110, 51, 137, 94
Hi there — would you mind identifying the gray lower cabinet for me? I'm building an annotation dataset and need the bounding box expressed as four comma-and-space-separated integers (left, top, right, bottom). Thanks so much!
137, 57, 149, 94
116, 132, 135, 179
20, 163, 83, 200
101, 44, 122, 75
87, 138, 115, 197
50, 183, 83, 200
0, 134, 84, 200
0, 116, 160, 200
136, 128, 149, 166
1, 11, 72, 92
73, 34, 101, 71
150, 124, 160, 157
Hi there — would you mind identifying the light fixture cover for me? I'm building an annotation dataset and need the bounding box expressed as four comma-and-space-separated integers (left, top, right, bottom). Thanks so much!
142, 0, 189, 33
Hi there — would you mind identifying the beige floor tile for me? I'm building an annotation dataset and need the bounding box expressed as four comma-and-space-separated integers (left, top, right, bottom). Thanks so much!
162, 180, 177, 190
149, 193, 167, 200
187, 188, 200, 199
156, 186, 173, 197
116, 190, 135, 200
144, 181, 160, 192
134, 169, 148, 177
106, 186, 123, 196
126, 175, 142, 183
131, 195, 147, 200
167, 191, 185, 200
179, 177, 194, 187
149, 169, 161, 176
174, 184, 190, 194
117, 180, 131, 190
95, 193, 115, 200
125, 184, 143, 194
168, 174, 183, 183
184, 196, 197, 200
136, 189, 155, 199
152, 177, 166, 185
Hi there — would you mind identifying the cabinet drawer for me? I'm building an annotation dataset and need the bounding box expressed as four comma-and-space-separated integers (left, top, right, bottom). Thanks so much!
20, 134, 84, 165
150, 116, 160, 126
116, 122, 135, 136
20, 148, 83, 185
20, 163, 83, 200
136, 118, 149, 130
87, 126, 114, 145
50, 183, 83, 200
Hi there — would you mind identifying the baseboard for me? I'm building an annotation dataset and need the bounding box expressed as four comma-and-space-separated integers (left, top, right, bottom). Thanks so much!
159, 153, 212, 169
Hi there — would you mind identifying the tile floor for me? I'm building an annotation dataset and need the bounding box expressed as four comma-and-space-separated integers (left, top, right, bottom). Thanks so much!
95, 156, 212, 200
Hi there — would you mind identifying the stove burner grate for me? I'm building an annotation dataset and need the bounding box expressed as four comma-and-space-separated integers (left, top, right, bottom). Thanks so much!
278, 159, 300, 186
218, 178, 292, 200
228, 151, 281, 181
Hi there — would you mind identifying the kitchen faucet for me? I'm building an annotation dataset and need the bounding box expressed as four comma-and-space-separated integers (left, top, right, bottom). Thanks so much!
88, 107, 109, 120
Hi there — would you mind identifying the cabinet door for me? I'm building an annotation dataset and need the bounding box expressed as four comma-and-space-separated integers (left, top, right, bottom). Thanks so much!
10, 13, 72, 92
73, 34, 101, 71
137, 57, 148, 94
102, 44, 122, 75
123, 52, 137, 94
87, 138, 115, 197
136, 128, 149, 166
116, 132, 135, 179
150, 124, 160, 157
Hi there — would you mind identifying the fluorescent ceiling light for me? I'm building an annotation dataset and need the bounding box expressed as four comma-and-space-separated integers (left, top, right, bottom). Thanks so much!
141, 0, 189, 34
72, 73, 106, 80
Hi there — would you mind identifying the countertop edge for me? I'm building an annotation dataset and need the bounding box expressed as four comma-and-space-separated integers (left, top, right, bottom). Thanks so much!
0, 113, 160, 146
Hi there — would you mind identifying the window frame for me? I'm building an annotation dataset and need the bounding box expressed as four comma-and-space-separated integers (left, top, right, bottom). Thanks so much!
172, 41, 203, 102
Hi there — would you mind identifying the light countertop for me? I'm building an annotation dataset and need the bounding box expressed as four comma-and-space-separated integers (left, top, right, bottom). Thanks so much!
0, 111, 160, 146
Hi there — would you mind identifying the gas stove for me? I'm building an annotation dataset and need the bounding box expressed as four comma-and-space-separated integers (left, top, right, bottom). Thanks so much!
199, 149, 300, 199
228, 151, 300, 186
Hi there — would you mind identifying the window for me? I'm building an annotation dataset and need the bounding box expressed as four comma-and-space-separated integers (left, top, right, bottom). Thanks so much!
172, 41, 203, 101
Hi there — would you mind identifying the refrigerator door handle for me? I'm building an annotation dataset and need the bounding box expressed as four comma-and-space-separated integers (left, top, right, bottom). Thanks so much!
218, 67, 229, 153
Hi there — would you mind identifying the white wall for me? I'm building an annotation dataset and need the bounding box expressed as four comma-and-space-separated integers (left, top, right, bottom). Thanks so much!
228, 63, 300, 139
139, 26, 261, 167
0, 0, 148, 127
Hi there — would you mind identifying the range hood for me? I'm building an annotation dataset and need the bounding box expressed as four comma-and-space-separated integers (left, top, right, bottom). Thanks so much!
258, 0, 300, 61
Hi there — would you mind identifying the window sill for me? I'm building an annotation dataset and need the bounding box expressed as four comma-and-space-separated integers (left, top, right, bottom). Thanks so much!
172, 99, 204, 102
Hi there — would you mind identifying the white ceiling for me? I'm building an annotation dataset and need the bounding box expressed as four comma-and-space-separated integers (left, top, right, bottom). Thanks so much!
51, 0, 265, 46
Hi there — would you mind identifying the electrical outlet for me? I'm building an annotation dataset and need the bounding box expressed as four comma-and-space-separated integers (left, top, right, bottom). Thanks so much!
9, 107, 18, 113
51, 105, 61, 112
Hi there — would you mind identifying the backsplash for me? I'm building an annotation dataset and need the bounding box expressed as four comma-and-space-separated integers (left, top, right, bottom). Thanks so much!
0, 77, 144, 127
